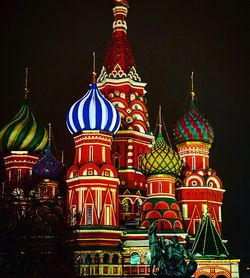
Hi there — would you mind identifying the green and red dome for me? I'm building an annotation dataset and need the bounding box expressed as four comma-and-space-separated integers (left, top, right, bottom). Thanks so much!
173, 97, 215, 144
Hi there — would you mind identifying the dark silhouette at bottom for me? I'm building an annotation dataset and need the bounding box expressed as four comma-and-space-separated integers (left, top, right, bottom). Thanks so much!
148, 222, 197, 277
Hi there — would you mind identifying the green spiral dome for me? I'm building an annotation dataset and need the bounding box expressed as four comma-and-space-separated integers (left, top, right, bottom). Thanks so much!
0, 99, 48, 152
140, 132, 182, 176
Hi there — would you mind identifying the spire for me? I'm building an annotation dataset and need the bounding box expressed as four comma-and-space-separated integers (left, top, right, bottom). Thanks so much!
99, 0, 136, 77
154, 106, 172, 148
24, 67, 29, 99
92, 52, 97, 83
113, 0, 129, 33
191, 212, 229, 258
191, 71, 196, 101
48, 123, 52, 147
158, 105, 162, 135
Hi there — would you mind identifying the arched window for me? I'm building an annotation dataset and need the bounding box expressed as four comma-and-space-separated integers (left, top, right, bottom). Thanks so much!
85, 253, 91, 265
112, 254, 119, 264
216, 276, 227, 278
113, 155, 120, 169
94, 253, 100, 264
134, 199, 141, 214
130, 252, 140, 264
198, 275, 210, 278
144, 252, 151, 264
103, 253, 110, 264
89, 146, 93, 162
122, 199, 131, 213
138, 154, 143, 170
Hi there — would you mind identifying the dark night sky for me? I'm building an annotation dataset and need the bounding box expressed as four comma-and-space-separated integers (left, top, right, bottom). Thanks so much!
0, 0, 249, 263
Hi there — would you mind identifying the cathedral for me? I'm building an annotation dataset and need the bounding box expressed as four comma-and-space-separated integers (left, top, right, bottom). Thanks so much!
0, 0, 240, 277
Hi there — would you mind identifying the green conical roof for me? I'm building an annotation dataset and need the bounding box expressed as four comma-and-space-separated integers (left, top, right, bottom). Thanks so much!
191, 213, 229, 258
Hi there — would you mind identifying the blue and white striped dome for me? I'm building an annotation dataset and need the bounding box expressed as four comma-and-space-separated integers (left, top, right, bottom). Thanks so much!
66, 83, 120, 135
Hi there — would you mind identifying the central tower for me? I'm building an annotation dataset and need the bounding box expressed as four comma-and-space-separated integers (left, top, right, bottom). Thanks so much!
97, 0, 154, 227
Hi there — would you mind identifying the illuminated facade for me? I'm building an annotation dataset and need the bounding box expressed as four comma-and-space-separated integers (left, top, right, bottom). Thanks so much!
0, 0, 240, 277
64, 1, 240, 277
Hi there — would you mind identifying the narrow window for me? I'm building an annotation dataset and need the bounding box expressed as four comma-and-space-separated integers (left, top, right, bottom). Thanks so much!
219, 206, 222, 222
89, 146, 93, 162
102, 146, 106, 162
113, 156, 119, 169
78, 147, 81, 163
192, 156, 196, 170
106, 205, 111, 225
159, 182, 162, 193
202, 157, 206, 169
182, 204, 188, 220
87, 206, 92, 225
29, 169, 32, 180
112, 254, 119, 264
17, 169, 21, 182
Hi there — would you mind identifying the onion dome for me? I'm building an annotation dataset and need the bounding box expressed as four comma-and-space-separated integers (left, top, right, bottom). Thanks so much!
140, 110, 182, 176
33, 146, 64, 179
173, 74, 215, 144
0, 69, 48, 152
66, 82, 121, 135
141, 133, 182, 176
33, 123, 64, 179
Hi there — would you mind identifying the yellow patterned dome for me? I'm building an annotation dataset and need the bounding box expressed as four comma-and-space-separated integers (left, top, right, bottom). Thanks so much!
140, 132, 182, 176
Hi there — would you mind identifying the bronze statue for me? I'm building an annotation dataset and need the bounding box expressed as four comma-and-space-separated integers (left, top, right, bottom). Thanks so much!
148, 221, 161, 274
148, 222, 197, 277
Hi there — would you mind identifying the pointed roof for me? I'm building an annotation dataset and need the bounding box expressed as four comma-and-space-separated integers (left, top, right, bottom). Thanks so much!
98, 0, 141, 82
191, 212, 229, 258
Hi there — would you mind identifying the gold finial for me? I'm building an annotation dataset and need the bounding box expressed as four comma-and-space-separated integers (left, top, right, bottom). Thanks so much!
191, 71, 195, 100
48, 123, 52, 146
24, 67, 29, 99
92, 52, 97, 83
158, 105, 162, 134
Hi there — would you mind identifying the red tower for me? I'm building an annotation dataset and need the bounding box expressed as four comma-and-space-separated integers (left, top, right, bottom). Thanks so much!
173, 74, 225, 236
140, 111, 184, 233
66, 81, 122, 249
97, 0, 153, 227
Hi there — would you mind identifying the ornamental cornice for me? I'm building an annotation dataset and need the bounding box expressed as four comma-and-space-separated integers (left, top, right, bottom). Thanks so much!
97, 70, 146, 88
